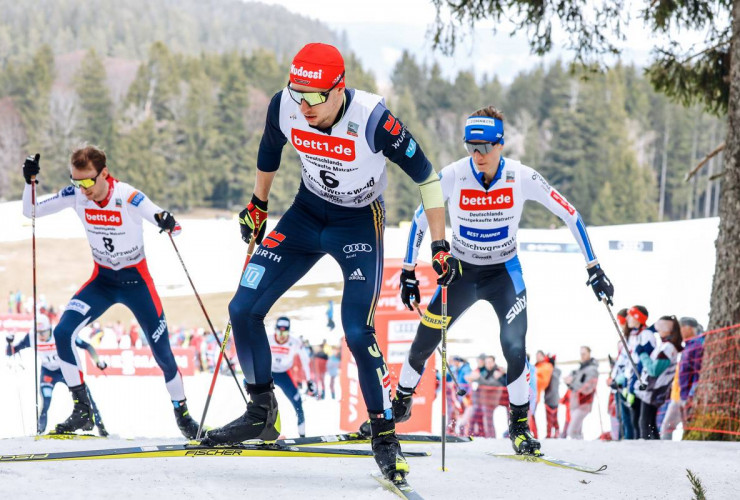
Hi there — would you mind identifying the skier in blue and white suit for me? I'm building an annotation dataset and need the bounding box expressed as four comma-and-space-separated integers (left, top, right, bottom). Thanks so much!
204, 43, 460, 481
390, 106, 615, 455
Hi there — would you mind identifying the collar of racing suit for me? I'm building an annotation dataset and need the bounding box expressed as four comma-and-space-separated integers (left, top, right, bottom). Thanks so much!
94, 175, 117, 208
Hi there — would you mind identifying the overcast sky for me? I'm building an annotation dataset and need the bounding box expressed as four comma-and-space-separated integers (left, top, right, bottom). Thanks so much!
255, 0, 699, 88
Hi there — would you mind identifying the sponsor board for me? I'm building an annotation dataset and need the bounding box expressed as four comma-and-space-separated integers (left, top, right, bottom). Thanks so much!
0, 314, 33, 336
608, 240, 654, 252
85, 348, 196, 376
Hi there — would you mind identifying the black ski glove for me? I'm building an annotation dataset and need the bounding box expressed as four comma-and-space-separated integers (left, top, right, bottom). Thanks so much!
586, 264, 614, 305
399, 268, 421, 311
431, 240, 462, 287
155, 211, 178, 233
23, 154, 40, 184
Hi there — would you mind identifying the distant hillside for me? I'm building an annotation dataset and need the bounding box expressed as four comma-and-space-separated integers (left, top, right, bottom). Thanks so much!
0, 0, 345, 63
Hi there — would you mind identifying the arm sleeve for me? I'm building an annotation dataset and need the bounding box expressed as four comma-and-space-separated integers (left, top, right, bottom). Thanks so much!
7, 334, 31, 355
23, 184, 76, 218
256, 91, 288, 172
639, 352, 671, 377
128, 189, 164, 226
403, 167, 454, 265
521, 167, 597, 264
368, 104, 433, 183
296, 341, 312, 381
75, 337, 100, 363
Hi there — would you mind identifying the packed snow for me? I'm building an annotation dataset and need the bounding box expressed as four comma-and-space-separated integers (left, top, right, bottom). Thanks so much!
1, 199, 734, 499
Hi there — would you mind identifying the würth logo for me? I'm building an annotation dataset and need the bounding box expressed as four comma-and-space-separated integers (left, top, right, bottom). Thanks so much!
84, 209, 122, 226
460, 188, 514, 210
291, 129, 356, 161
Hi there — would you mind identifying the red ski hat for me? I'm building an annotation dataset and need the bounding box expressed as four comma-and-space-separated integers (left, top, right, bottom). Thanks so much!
289, 43, 345, 89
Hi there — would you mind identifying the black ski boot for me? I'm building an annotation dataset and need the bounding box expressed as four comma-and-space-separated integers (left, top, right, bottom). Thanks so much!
55, 384, 95, 433
391, 386, 414, 423
369, 414, 409, 480
201, 386, 280, 446
359, 386, 415, 437
173, 399, 200, 440
508, 402, 541, 455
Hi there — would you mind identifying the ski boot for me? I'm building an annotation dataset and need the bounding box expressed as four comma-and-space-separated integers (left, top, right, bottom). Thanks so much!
359, 386, 414, 437
202, 386, 280, 446
55, 384, 95, 433
508, 402, 541, 455
173, 399, 200, 440
369, 413, 409, 480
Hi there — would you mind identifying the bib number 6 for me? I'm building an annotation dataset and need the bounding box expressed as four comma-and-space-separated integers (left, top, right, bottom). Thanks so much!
320, 170, 339, 189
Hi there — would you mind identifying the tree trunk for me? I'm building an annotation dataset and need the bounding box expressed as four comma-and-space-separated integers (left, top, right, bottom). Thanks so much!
687, 0, 740, 440
658, 109, 670, 221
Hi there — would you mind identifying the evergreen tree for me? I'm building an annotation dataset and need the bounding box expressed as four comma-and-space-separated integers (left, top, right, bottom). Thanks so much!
74, 49, 114, 149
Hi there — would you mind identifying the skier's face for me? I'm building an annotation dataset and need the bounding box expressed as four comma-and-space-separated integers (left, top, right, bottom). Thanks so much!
291, 82, 344, 129
71, 164, 108, 202
275, 328, 290, 344
467, 140, 503, 174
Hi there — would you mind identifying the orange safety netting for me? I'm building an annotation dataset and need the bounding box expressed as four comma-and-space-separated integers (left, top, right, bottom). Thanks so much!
682, 323, 740, 438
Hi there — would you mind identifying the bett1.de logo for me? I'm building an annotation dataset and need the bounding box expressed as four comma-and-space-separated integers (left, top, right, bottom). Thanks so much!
459, 188, 514, 210
291, 129, 356, 161
84, 209, 122, 226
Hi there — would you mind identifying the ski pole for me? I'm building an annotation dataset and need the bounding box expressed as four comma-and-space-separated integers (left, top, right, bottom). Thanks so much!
594, 386, 605, 437
412, 304, 466, 397
440, 285, 448, 472
168, 232, 248, 405
196, 237, 256, 440
30, 157, 40, 436
602, 298, 646, 390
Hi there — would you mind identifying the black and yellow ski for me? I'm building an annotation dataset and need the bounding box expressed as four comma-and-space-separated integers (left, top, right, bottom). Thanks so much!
371, 472, 425, 500
0, 442, 431, 463
36, 432, 105, 441
487, 452, 607, 474
278, 433, 472, 447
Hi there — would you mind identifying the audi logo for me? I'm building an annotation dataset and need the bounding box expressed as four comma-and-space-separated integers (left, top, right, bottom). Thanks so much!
343, 243, 372, 253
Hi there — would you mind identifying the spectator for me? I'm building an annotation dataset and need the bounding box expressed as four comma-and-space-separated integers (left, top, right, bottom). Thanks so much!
450, 356, 474, 434
611, 305, 648, 439
470, 355, 507, 437
659, 317, 704, 439
543, 354, 561, 438
327, 346, 341, 399
564, 346, 599, 439
313, 345, 329, 399
635, 316, 684, 439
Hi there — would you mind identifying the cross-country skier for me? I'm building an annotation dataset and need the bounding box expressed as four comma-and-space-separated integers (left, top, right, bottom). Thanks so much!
20, 147, 201, 439
389, 106, 614, 455
203, 43, 460, 481
5, 313, 108, 435
267, 317, 314, 437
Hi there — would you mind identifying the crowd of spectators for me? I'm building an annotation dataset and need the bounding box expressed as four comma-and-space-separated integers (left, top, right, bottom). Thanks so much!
7, 291, 706, 440
435, 305, 705, 441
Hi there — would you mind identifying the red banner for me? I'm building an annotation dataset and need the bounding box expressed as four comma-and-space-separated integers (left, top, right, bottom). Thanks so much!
0, 313, 33, 336
340, 259, 439, 433
85, 348, 196, 376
